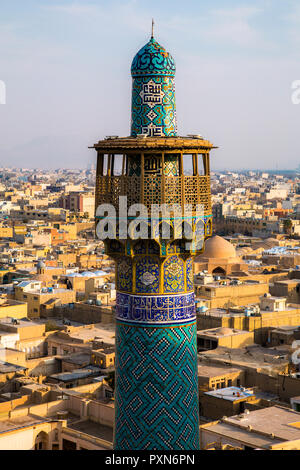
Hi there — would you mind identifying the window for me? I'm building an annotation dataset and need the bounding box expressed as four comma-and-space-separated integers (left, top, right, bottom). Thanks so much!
112, 154, 124, 176
228, 379, 233, 387
182, 155, 194, 175
197, 154, 205, 175
102, 155, 108, 176
52, 347, 57, 355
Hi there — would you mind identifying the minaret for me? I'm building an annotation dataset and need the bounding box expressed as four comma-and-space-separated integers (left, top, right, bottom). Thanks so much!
131, 28, 177, 137
93, 31, 215, 450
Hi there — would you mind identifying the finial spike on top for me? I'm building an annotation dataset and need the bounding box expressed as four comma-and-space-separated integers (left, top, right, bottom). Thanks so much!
151, 18, 154, 39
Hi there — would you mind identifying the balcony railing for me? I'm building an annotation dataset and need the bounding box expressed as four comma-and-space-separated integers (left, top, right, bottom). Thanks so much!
95, 175, 212, 215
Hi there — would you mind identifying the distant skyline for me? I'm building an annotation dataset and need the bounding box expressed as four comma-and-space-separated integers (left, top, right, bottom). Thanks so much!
0, 0, 300, 170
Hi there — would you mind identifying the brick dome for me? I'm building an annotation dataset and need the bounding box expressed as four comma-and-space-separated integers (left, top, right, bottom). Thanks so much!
201, 236, 236, 259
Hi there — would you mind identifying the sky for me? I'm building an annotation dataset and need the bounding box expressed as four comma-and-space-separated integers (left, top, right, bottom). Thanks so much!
0, 0, 300, 170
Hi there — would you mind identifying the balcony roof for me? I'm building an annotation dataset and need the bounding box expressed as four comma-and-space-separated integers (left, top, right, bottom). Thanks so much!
91, 136, 216, 152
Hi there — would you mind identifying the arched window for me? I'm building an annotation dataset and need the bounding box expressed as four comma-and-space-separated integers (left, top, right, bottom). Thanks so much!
34, 431, 49, 450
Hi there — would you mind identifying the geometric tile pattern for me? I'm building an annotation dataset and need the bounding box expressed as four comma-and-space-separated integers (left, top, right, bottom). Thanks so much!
117, 258, 133, 292
131, 76, 177, 137
114, 320, 200, 450
186, 258, 194, 291
131, 38, 177, 137
164, 154, 179, 176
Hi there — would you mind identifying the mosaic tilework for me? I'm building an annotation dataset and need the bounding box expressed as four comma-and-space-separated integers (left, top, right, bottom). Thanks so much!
131, 38, 176, 78
136, 256, 160, 294
131, 38, 177, 137
163, 255, 184, 293
117, 258, 133, 292
131, 76, 177, 137
116, 292, 196, 325
186, 258, 194, 291
128, 156, 141, 176
167, 240, 186, 255
164, 154, 179, 176
114, 320, 200, 450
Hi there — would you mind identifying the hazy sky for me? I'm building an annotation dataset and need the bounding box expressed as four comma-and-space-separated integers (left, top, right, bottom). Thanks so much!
0, 0, 300, 170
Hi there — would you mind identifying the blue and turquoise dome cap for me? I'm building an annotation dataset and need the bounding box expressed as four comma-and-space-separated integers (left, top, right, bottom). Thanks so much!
131, 37, 176, 78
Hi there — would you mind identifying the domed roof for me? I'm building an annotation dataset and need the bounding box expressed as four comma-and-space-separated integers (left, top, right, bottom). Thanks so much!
202, 236, 237, 259
131, 37, 176, 78
215, 327, 233, 335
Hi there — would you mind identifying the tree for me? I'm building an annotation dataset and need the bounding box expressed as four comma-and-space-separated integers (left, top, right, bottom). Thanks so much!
283, 219, 293, 236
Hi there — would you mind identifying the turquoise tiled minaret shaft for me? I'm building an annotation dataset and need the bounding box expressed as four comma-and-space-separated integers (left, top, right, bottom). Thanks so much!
131, 37, 177, 137
93, 33, 215, 450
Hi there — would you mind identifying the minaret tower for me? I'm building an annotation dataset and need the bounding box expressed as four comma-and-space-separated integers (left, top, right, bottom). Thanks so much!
93, 31, 215, 450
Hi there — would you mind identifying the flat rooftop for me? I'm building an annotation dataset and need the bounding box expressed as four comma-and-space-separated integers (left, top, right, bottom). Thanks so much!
0, 317, 42, 328
198, 345, 289, 371
203, 421, 283, 448
50, 367, 100, 383
225, 406, 300, 441
0, 361, 26, 373
197, 306, 298, 318
197, 327, 251, 338
204, 386, 254, 401
0, 299, 26, 308
68, 420, 113, 443
0, 415, 48, 434
60, 353, 90, 365
67, 325, 115, 345
198, 365, 242, 378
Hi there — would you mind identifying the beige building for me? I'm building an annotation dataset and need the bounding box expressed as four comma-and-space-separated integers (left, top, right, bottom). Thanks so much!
195, 281, 269, 309
270, 279, 300, 304
197, 327, 254, 351
197, 301, 300, 345
14, 281, 75, 318
198, 365, 245, 392
91, 346, 115, 369
194, 235, 248, 276
0, 317, 46, 359
269, 326, 300, 346
0, 392, 113, 450
0, 298, 28, 319
59, 192, 95, 219
46, 324, 115, 357
200, 406, 300, 450
200, 386, 260, 421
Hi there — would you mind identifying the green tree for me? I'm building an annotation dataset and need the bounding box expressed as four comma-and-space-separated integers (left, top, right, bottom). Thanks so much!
283, 219, 293, 236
